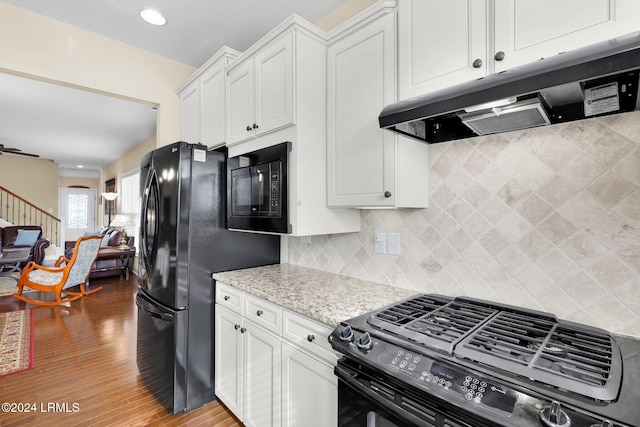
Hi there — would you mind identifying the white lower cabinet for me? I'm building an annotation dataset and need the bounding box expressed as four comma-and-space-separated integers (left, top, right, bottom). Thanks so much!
215, 306, 281, 427
215, 305, 243, 416
243, 320, 281, 427
281, 342, 337, 427
215, 282, 337, 427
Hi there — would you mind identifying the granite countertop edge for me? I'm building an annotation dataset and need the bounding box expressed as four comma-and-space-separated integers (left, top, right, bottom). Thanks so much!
213, 264, 418, 328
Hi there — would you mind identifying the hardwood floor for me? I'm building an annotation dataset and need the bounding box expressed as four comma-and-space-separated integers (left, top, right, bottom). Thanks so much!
0, 275, 242, 427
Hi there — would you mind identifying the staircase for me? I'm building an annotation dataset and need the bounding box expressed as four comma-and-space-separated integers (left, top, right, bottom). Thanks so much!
0, 185, 61, 247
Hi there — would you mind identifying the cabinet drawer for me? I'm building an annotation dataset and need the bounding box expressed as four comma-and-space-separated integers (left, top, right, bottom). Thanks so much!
216, 282, 244, 313
244, 294, 282, 335
282, 310, 337, 365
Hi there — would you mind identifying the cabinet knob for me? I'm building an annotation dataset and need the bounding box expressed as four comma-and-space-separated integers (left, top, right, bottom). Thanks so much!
234, 324, 240, 330
384, 191, 392, 198
256, 310, 263, 316
240, 327, 247, 333
307, 334, 315, 342
246, 125, 252, 131
494, 51, 505, 61
472, 58, 482, 68
252, 123, 259, 129
224, 295, 230, 301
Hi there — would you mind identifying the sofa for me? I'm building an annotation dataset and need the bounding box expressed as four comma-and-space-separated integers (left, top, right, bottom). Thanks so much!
0, 225, 50, 265
64, 227, 135, 279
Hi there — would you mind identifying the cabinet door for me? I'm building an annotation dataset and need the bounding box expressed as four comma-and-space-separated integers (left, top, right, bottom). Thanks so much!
281, 342, 337, 427
494, 0, 640, 72
227, 59, 255, 145
398, 0, 487, 100
254, 32, 294, 137
201, 61, 227, 147
327, 11, 396, 207
179, 80, 200, 144
243, 321, 281, 427
214, 306, 243, 419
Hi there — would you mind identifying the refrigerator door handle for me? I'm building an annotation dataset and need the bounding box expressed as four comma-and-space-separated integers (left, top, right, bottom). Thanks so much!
136, 293, 174, 322
140, 168, 160, 275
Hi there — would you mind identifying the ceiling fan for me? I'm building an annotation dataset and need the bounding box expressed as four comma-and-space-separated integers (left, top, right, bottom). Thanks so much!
0, 143, 39, 158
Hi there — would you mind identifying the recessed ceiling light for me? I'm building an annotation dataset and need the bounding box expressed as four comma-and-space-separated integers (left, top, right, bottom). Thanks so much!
77, 165, 84, 168
140, 9, 167, 26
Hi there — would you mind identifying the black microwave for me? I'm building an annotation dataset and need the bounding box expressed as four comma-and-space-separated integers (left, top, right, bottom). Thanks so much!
227, 142, 291, 234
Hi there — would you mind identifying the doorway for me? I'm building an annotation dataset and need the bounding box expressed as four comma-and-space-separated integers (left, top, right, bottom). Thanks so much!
59, 188, 97, 243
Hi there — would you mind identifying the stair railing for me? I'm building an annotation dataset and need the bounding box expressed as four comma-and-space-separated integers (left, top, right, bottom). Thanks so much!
0, 185, 61, 247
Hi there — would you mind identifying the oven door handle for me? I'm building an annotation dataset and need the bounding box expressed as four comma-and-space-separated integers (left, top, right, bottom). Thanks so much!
335, 364, 433, 427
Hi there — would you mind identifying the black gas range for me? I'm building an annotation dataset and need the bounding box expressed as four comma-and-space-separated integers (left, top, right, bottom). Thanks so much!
329, 294, 640, 427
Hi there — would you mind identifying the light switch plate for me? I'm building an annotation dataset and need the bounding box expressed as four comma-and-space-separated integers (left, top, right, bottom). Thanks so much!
388, 233, 400, 255
374, 231, 386, 254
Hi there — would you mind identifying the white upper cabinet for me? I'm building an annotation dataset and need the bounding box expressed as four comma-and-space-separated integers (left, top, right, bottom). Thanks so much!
493, 0, 640, 73
255, 33, 294, 137
226, 32, 294, 146
327, 2, 429, 208
227, 60, 254, 144
398, 0, 487, 100
179, 80, 200, 144
227, 16, 361, 236
177, 47, 240, 147
200, 61, 228, 146
398, 0, 640, 100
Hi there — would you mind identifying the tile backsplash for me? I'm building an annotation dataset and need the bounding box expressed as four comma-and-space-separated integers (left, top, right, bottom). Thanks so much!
289, 111, 640, 339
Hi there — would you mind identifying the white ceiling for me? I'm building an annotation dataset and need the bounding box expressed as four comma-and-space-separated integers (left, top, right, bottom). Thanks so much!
0, 0, 344, 174
0, 72, 157, 172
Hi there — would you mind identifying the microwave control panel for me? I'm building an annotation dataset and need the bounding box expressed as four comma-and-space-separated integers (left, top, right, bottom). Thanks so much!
270, 166, 280, 211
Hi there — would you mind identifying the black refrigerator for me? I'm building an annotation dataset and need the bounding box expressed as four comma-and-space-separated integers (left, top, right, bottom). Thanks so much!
135, 141, 280, 414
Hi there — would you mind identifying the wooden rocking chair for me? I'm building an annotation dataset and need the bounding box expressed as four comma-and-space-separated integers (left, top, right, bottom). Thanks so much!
13, 235, 103, 306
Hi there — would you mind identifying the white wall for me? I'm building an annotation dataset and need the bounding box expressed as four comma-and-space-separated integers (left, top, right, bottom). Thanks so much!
0, 2, 195, 148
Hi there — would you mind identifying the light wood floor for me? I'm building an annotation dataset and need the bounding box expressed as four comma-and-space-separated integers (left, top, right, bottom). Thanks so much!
0, 275, 242, 427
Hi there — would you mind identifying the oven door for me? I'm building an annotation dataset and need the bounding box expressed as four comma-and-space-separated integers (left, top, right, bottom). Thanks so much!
335, 360, 493, 427
338, 372, 416, 427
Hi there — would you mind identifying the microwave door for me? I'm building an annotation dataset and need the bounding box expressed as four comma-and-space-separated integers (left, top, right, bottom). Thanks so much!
231, 168, 253, 216
254, 165, 271, 215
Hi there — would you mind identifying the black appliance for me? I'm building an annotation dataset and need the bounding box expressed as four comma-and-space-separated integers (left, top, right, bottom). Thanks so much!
227, 141, 291, 234
136, 141, 280, 413
330, 294, 640, 427
379, 31, 640, 144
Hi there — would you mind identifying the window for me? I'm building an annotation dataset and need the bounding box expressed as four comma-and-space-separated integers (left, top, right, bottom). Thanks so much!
120, 169, 140, 251
68, 194, 89, 228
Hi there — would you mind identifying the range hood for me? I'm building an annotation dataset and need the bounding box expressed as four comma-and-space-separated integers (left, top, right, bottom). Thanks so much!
379, 31, 640, 144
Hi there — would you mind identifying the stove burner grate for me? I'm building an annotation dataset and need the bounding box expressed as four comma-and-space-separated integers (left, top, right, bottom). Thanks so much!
369, 295, 497, 353
370, 294, 450, 326
457, 310, 621, 401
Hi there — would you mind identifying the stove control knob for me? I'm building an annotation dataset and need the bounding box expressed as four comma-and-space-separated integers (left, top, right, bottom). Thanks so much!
540, 401, 571, 427
339, 325, 354, 342
356, 332, 372, 351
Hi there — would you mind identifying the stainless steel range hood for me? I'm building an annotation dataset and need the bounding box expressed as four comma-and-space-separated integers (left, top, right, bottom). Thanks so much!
379, 31, 640, 144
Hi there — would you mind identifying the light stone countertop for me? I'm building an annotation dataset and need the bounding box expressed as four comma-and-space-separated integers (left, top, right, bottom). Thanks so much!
212, 264, 418, 328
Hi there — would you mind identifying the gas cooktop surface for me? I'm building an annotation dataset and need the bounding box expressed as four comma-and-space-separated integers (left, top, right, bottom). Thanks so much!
366, 294, 622, 402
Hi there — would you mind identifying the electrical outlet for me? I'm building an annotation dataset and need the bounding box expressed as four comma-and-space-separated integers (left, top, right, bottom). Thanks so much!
300, 236, 312, 244
388, 233, 400, 255
374, 231, 386, 254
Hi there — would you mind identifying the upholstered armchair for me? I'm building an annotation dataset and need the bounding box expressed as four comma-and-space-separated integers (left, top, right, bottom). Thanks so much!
0, 225, 50, 265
